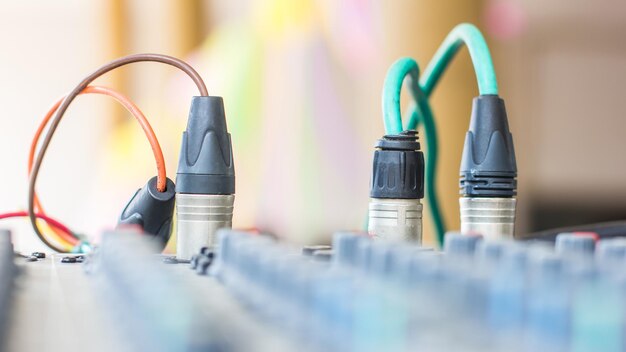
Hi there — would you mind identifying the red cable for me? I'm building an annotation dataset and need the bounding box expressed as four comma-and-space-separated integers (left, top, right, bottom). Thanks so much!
0, 211, 73, 237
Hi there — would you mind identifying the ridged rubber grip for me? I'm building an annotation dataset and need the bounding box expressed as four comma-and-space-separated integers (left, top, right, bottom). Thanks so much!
176, 96, 235, 195
460, 95, 517, 197
370, 131, 424, 199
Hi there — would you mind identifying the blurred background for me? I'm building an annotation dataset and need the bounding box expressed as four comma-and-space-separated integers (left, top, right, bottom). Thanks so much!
1, 0, 625, 252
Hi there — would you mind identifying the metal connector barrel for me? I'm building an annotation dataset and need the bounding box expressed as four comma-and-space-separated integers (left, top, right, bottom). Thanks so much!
368, 198, 423, 242
459, 197, 516, 239
176, 194, 234, 260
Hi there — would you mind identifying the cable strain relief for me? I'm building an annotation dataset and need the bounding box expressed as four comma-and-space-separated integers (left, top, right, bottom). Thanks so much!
118, 176, 176, 250
375, 130, 421, 151
176, 96, 235, 195
459, 95, 517, 197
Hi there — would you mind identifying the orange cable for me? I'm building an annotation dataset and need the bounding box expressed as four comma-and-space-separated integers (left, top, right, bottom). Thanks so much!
29, 85, 167, 247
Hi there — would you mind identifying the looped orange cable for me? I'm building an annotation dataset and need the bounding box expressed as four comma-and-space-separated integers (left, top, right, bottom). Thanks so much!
29, 85, 167, 247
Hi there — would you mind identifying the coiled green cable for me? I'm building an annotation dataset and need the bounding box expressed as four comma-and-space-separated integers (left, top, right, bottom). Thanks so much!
382, 23, 498, 247
382, 58, 444, 246
382, 58, 422, 134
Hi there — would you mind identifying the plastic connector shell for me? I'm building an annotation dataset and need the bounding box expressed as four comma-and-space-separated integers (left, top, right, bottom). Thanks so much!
370, 131, 424, 199
118, 176, 175, 248
459, 95, 517, 197
176, 96, 235, 195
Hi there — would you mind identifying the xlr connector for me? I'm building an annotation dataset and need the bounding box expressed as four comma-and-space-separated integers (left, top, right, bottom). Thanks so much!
368, 131, 425, 242
459, 95, 517, 239
175, 96, 235, 259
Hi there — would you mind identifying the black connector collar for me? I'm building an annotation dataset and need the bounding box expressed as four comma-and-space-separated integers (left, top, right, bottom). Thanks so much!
460, 95, 517, 197
370, 130, 425, 199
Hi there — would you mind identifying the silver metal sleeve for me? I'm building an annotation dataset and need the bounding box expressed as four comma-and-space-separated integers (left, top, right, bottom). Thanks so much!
368, 198, 423, 243
176, 193, 235, 259
459, 197, 516, 239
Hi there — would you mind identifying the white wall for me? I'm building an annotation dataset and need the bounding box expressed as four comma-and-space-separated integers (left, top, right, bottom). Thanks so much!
0, 1, 108, 252
497, 0, 626, 232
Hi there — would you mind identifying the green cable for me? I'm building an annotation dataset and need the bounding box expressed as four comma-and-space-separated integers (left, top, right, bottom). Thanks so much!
382, 58, 421, 134
407, 102, 445, 247
420, 22, 498, 97
382, 24, 499, 247
382, 57, 446, 247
